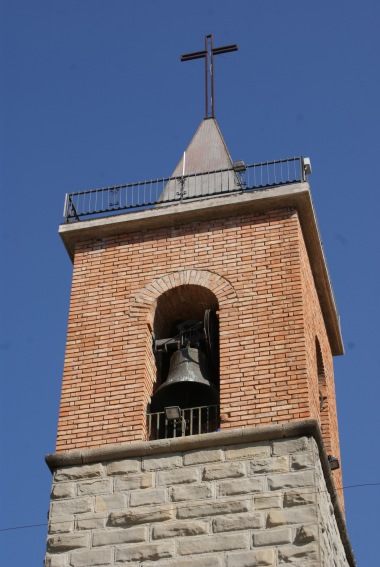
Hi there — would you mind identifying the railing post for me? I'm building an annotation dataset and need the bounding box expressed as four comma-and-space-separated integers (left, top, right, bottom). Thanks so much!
300, 157, 305, 182
63, 193, 69, 222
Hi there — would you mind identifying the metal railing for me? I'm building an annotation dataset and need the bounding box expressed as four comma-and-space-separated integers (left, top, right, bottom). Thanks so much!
147, 404, 220, 441
63, 157, 306, 222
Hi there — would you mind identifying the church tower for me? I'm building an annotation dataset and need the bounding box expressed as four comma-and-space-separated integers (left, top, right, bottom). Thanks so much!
45, 37, 356, 567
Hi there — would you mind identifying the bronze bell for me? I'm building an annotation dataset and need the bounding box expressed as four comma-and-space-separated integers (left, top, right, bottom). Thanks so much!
150, 346, 219, 413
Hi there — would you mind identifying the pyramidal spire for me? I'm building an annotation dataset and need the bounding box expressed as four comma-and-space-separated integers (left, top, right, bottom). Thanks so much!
160, 118, 238, 202
170, 118, 233, 177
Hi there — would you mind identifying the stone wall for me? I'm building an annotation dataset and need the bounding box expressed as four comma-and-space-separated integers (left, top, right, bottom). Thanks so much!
45, 433, 351, 567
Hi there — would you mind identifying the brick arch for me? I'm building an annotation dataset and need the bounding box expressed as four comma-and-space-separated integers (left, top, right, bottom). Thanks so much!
129, 269, 237, 318
316, 336, 332, 454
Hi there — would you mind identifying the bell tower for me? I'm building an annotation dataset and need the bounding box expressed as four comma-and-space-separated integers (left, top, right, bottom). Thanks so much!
44, 40, 356, 567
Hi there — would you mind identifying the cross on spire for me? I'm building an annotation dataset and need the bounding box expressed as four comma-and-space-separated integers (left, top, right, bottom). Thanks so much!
181, 34, 238, 119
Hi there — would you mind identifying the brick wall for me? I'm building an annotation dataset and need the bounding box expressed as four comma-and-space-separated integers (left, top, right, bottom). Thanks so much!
56, 207, 339, 468
299, 226, 343, 498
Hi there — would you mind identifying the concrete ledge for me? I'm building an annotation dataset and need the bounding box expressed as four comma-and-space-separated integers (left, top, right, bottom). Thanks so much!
46, 419, 355, 567
46, 421, 316, 470
59, 184, 309, 257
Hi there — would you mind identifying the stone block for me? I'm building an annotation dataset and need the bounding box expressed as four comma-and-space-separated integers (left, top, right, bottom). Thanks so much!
177, 499, 250, 519
157, 467, 199, 486
51, 483, 76, 499
283, 488, 316, 507
47, 533, 90, 552
77, 479, 112, 496
203, 462, 246, 481
267, 505, 317, 527
152, 558, 222, 567
226, 549, 275, 567
178, 532, 248, 555
51, 497, 93, 517
147, 559, 222, 567
183, 449, 223, 465
76, 513, 106, 530
272, 437, 309, 456
254, 494, 282, 510
49, 515, 74, 534
295, 524, 319, 544
213, 512, 263, 532
152, 520, 208, 539
225, 442, 271, 461
45, 554, 68, 567
69, 549, 113, 566
115, 542, 175, 562
130, 488, 167, 507
170, 483, 212, 502
219, 477, 264, 497
267, 471, 315, 491
277, 543, 318, 564
115, 473, 154, 491
291, 452, 314, 470
142, 454, 182, 471
95, 493, 125, 512
106, 459, 140, 476
55, 464, 103, 481
108, 504, 175, 526
249, 456, 289, 475
252, 527, 293, 547
92, 526, 147, 546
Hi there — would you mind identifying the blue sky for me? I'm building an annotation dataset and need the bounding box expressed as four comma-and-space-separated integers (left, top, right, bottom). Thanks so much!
1, 1, 379, 565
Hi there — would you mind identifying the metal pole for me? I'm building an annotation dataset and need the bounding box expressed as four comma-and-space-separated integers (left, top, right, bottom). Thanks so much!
210, 35, 215, 117
205, 35, 209, 118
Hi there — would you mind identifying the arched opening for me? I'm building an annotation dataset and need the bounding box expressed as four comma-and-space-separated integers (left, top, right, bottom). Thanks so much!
316, 337, 330, 444
148, 285, 220, 439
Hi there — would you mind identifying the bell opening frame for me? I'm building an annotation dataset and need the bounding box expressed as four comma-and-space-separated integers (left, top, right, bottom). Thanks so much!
147, 284, 220, 439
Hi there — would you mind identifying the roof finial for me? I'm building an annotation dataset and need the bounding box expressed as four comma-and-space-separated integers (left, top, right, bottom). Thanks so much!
181, 34, 238, 119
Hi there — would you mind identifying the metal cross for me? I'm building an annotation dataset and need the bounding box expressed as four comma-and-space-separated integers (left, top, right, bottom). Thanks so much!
181, 34, 238, 119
